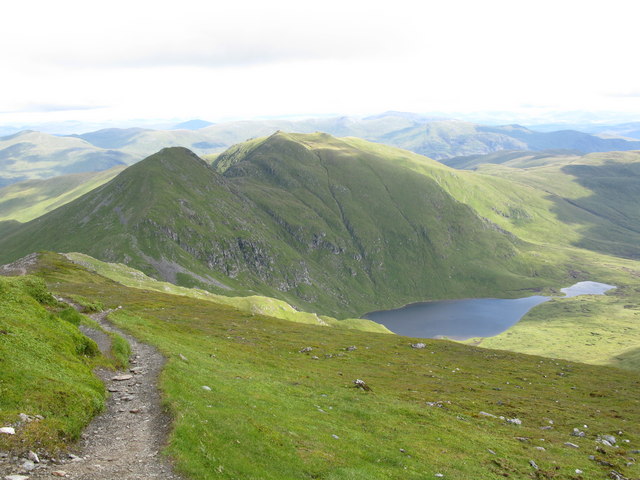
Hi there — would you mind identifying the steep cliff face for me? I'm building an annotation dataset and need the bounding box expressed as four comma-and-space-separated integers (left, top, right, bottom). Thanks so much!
0, 136, 562, 316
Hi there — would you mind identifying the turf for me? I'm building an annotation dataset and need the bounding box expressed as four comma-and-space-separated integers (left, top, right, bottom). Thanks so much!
22, 252, 640, 480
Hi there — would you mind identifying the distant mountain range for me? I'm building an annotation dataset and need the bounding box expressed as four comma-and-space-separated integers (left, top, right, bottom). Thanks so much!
3, 112, 640, 186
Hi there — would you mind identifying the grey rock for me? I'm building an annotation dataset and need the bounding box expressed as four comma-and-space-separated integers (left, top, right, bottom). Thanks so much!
487, 449, 496, 455
179, 353, 188, 362
353, 379, 372, 391
21, 460, 35, 471
411, 343, 426, 349
201, 386, 212, 391
599, 434, 616, 445
506, 418, 522, 425
27, 451, 39, 463
5, 475, 30, 480
572, 428, 586, 437
331, 434, 339, 439
529, 460, 539, 470
112, 374, 133, 381
0, 427, 15, 435
564, 442, 580, 448
535, 446, 546, 451
479, 411, 496, 418
299, 347, 313, 353
18, 414, 29, 423
345, 346, 357, 351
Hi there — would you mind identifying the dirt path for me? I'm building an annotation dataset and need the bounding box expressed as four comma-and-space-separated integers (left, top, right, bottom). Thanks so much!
2, 304, 185, 479
43, 309, 184, 480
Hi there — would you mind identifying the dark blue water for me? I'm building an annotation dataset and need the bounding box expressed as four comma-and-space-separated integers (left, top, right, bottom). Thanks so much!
364, 281, 615, 340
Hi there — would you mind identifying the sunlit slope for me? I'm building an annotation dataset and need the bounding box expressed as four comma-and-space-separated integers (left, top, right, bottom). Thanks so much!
25, 252, 640, 480
0, 133, 569, 317
0, 166, 125, 222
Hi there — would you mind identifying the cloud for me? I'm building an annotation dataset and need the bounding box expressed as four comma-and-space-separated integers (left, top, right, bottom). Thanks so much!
0, 104, 108, 114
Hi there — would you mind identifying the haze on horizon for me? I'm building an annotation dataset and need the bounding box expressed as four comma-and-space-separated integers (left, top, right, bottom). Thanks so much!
2, 0, 640, 130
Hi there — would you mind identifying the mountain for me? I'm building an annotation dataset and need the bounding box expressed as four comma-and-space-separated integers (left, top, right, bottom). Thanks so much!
473, 151, 640, 260
0, 130, 133, 185
5, 113, 640, 187
172, 119, 215, 130
0, 166, 125, 222
0, 133, 572, 317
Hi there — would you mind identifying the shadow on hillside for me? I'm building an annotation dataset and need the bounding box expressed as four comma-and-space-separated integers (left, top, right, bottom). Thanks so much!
548, 161, 640, 260
610, 346, 640, 371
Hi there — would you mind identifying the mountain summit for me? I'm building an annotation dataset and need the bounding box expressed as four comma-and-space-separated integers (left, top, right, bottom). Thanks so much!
0, 133, 565, 316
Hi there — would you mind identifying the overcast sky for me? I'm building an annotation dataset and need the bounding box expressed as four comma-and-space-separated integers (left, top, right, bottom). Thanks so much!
2, 0, 640, 127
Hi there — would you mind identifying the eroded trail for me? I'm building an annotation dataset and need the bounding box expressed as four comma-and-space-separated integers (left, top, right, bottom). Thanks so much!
31, 309, 184, 480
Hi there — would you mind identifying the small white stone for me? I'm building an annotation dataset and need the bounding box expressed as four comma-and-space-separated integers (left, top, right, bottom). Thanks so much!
201, 386, 212, 391
575, 469, 583, 474
0, 427, 15, 435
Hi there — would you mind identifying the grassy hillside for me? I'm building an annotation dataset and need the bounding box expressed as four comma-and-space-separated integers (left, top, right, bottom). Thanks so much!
14, 251, 638, 480
0, 134, 570, 317
65, 252, 390, 333
473, 151, 640, 259
0, 166, 125, 222
0, 130, 132, 185
0, 274, 125, 452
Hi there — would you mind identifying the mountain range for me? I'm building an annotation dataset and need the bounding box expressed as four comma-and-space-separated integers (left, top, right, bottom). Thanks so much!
4, 112, 640, 186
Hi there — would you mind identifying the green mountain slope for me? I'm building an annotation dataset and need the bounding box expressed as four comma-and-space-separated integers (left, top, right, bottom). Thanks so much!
0, 166, 125, 222
5, 252, 638, 480
0, 133, 570, 317
0, 131, 132, 185
472, 151, 640, 259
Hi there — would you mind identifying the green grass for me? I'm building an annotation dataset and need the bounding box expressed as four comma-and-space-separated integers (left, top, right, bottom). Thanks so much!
0, 166, 125, 223
64, 252, 390, 334
27, 252, 640, 480
0, 275, 106, 452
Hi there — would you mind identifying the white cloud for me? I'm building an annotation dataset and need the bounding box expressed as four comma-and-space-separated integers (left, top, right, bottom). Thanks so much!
2, 0, 640, 125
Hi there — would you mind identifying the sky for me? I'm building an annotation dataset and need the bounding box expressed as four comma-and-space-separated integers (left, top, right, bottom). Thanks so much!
2, 0, 640, 129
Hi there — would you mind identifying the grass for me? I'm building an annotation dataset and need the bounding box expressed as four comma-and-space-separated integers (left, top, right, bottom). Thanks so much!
0, 275, 107, 452
0, 167, 125, 223
64, 252, 391, 334
22, 251, 640, 480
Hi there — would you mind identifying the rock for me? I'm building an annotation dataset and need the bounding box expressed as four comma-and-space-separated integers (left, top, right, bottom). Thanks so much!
411, 343, 426, 349
479, 411, 496, 418
28, 451, 39, 463
331, 434, 339, 439
572, 428, 586, 437
68, 454, 82, 462
129, 408, 141, 414
345, 346, 357, 351
535, 446, 546, 451
107, 387, 120, 392
5, 475, 30, 480
111, 374, 133, 381
564, 442, 580, 448
0, 427, 15, 435
435, 474, 444, 478
599, 434, 616, 445
353, 379, 372, 391
529, 460, 539, 470
18, 414, 30, 423
201, 386, 212, 391
130, 367, 144, 373
540, 426, 553, 430
515, 437, 530, 442
21, 460, 36, 471
506, 418, 522, 425
575, 469, 583, 474
609, 471, 628, 480
179, 354, 188, 362
299, 347, 313, 353
487, 449, 496, 455
52, 471, 67, 477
